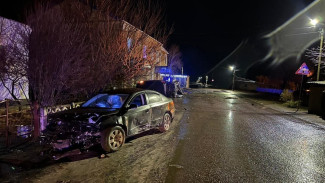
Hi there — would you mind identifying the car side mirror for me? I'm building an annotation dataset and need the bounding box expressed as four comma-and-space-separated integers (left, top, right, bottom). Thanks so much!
128, 104, 138, 109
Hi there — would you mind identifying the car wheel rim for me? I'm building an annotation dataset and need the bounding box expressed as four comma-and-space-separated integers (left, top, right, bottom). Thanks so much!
164, 114, 171, 130
109, 129, 124, 150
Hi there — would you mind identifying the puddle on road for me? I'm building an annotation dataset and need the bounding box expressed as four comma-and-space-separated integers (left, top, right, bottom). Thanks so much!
182, 96, 189, 105
214, 90, 231, 94
224, 96, 238, 99
221, 90, 230, 93
177, 111, 189, 140
230, 102, 241, 105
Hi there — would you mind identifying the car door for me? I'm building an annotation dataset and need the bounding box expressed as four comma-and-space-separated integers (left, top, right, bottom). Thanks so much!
146, 92, 164, 126
124, 93, 151, 135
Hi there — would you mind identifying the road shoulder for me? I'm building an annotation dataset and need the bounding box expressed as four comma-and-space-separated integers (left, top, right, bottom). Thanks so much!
234, 90, 325, 130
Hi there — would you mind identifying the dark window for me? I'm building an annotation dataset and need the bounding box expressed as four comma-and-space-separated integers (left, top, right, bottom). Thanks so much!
147, 93, 162, 103
130, 94, 147, 107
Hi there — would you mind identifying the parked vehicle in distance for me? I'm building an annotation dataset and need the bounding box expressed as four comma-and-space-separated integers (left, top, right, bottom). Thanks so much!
136, 80, 168, 95
189, 82, 204, 88
136, 80, 183, 98
42, 88, 175, 156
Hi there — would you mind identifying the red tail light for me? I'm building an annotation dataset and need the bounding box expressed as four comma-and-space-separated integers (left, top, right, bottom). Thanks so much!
168, 101, 175, 110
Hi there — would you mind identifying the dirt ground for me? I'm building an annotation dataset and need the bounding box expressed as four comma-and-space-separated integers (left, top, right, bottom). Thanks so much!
0, 99, 185, 183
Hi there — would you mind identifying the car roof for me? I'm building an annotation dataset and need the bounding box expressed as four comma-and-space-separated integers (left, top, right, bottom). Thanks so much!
140, 80, 165, 83
102, 88, 162, 95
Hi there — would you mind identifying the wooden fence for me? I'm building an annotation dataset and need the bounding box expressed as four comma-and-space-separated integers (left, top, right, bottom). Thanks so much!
0, 99, 33, 148
0, 99, 84, 149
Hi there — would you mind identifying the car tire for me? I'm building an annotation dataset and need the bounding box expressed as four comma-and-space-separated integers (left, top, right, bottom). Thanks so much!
159, 113, 172, 132
101, 126, 125, 152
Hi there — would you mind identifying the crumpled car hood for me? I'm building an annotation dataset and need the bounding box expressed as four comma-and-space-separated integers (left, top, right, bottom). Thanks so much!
48, 107, 120, 122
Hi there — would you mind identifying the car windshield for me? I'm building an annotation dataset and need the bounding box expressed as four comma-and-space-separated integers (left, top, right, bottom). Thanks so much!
81, 94, 129, 109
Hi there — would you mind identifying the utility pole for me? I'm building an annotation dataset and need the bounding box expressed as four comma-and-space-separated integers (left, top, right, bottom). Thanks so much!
317, 28, 324, 81
232, 70, 235, 91
205, 75, 208, 87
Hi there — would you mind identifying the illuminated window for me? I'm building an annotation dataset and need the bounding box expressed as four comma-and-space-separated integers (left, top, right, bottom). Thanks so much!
127, 38, 132, 50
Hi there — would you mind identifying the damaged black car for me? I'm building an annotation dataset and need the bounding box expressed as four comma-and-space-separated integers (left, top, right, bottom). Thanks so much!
42, 88, 175, 155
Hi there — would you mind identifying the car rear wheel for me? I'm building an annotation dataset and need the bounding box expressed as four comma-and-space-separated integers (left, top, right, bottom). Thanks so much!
101, 126, 125, 152
159, 113, 172, 132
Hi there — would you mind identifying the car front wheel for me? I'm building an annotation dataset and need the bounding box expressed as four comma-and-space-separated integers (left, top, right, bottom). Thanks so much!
159, 113, 172, 132
101, 126, 125, 152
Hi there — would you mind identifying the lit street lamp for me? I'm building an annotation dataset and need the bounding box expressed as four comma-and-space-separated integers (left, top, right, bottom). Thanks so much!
310, 18, 324, 81
229, 65, 238, 91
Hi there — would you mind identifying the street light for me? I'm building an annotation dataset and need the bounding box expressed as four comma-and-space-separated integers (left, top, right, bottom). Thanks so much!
310, 18, 319, 26
229, 65, 236, 91
205, 75, 208, 87
310, 18, 324, 81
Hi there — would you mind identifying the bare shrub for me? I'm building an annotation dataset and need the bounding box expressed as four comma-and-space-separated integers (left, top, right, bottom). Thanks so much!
280, 89, 293, 102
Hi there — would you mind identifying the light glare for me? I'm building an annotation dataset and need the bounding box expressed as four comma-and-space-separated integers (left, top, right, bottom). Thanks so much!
310, 19, 319, 26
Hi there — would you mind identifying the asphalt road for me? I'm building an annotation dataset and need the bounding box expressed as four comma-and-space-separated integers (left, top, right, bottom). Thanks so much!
166, 89, 325, 182
1, 88, 324, 182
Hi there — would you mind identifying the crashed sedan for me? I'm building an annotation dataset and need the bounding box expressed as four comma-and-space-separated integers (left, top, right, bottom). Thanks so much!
42, 88, 175, 154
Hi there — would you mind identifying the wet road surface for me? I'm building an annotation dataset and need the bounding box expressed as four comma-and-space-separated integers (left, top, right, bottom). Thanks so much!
166, 89, 325, 182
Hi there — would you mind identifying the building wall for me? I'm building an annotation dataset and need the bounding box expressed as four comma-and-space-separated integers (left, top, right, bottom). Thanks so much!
121, 21, 168, 81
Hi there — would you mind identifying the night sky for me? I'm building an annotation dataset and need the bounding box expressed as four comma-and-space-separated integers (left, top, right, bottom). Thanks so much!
165, 0, 315, 81
0, 0, 316, 83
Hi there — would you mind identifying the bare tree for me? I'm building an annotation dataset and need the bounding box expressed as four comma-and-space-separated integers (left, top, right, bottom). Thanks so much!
305, 45, 324, 79
0, 17, 29, 101
0, 45, 7, 85
26, 3, 91, 106
55, 0, 171, 87
2, 0, 171, 137
23, 2, 95, 137
91, 0, 172, 86
167, 44, 183, 75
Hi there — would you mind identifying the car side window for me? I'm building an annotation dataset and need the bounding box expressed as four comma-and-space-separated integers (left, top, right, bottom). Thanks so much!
147, 93, 162, 104
130, 94, 147, 107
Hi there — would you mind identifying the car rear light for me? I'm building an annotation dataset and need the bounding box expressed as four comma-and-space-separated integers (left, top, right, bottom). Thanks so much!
139, 80, 144, 84
168, 101, 175, 110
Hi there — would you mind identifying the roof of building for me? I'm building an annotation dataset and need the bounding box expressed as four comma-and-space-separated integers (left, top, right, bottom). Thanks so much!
120, 20, 168, 54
